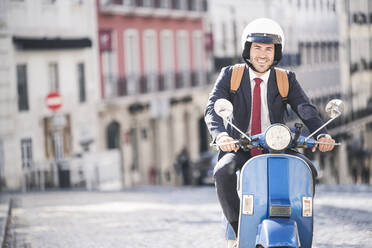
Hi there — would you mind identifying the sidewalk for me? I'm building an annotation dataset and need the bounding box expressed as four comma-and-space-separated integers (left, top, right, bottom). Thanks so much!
0, 194, 12, 248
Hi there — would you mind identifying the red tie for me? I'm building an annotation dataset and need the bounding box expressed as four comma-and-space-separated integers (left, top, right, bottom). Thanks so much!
251, 78, 263, 157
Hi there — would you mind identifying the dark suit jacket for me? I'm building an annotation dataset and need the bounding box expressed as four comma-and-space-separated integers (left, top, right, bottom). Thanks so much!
204, 65, 327, 144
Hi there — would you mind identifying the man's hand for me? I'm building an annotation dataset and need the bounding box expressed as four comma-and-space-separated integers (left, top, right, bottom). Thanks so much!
312, 136, 335, 152
217, 135, 239, 152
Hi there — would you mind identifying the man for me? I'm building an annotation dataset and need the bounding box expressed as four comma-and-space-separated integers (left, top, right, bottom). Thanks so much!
204, 18, 335, 245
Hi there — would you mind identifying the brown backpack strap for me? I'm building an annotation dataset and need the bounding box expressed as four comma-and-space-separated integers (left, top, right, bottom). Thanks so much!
230, 64, 246, 92
275, 68, 289, 100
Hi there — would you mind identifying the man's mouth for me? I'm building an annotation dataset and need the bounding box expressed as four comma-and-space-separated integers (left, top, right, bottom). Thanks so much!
257, 59, 267, 65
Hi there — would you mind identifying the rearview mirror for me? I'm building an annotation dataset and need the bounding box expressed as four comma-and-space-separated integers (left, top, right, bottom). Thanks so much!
325, 99, 344, 119
214, 99, 233, 120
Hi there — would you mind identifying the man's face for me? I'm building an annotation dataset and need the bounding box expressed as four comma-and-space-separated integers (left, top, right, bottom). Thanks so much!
249, 42, 275, 74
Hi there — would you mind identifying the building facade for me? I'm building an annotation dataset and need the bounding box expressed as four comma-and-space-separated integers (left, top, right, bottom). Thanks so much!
2, 0, 371, 190
335, 0, 372, 184
207, 0, 372, 185
0, 0, 103, 190
96, 0, 212, 186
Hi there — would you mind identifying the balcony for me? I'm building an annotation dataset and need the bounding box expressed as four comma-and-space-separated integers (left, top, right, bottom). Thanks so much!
99, 0, 207, 19
103, 70, 211, 99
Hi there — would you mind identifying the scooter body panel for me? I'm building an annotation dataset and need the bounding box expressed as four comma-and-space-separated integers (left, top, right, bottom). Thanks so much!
237, 154, 313, 248
256, 219, 300, 248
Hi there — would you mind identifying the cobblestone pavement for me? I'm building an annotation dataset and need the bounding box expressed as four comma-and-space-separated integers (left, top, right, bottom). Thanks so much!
6, 185, 372, 248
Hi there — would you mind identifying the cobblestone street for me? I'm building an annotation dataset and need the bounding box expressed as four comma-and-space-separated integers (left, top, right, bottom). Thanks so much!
5, 185, 372, 248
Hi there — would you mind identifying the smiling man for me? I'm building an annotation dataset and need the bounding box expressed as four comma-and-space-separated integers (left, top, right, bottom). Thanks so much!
250, 42, 274, 75
204, 18, 335, 247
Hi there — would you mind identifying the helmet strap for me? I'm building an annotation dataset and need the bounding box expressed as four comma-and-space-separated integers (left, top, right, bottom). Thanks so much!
243, 57, 275, 73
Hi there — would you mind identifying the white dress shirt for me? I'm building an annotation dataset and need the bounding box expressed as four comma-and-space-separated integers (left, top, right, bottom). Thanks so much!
216, 67, 272, 142
248, 67, 271, 136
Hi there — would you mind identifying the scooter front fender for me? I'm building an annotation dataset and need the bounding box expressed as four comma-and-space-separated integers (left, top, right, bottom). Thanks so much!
256, 219, 300, 248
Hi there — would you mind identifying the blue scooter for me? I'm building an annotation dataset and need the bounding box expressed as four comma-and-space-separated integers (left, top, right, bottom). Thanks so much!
213, 99, 343, 248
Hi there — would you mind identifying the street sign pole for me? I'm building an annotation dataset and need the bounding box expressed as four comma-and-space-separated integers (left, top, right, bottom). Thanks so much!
45, 91, 66, 188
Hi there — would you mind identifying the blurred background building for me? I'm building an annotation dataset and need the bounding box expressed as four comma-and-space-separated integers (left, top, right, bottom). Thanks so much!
0, 0, 371, 191
0, 0, 104, 191
336, 0, 372, 184
96, 0, 211, 187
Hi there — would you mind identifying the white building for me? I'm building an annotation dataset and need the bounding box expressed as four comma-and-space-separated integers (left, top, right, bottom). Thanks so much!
336, 0, 372, 184
0, 0, 111, 190
207, 0, 339, 93
207, 0, 350, 183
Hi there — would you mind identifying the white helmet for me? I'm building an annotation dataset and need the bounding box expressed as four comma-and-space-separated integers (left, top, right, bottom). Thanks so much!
241, 18, 285, 68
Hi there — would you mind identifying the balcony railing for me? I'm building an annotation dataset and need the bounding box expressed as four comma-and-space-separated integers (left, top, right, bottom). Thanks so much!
100, 0, 207, 18
103, 70, 211, 99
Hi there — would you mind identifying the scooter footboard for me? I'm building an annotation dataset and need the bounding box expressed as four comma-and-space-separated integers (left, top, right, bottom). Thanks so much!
256, 219, 300, 248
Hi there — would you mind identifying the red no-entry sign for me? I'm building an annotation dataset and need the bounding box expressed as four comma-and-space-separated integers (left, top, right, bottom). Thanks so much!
46, 91, 62, 111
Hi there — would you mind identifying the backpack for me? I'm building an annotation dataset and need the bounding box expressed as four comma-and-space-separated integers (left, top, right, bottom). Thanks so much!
230, 64, 289, 105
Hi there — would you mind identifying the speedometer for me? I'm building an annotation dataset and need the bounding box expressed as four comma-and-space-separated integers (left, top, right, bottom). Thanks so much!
264, 124, 292, 151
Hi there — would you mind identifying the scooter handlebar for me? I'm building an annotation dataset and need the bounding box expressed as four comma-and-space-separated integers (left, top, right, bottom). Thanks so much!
295, 136, 341, 149
210, 132, 341, 151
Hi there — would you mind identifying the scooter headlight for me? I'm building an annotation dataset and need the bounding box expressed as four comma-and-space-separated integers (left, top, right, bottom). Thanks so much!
264, 124, 292, 151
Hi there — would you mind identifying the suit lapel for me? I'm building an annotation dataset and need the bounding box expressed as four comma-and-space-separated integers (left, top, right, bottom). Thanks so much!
267, 68, 277, 123
240, 66, 251, 128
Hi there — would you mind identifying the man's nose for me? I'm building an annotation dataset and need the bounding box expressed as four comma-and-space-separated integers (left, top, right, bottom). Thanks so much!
257, 50, 267, 57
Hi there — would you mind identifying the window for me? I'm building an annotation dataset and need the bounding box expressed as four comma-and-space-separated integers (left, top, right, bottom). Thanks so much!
159, 0, 170, 8
334, 42, 339, 61
314, 42, 320, 64
193, 31, 204, 86
143, 30, 158, 92
0, 138, 4, 182
172, 0, 181, 9
106, 121, 120, 149
43, 0, 56, 4
17, 64, 29, 111
306, 43, 312, 65
172, 0, 186, 9
102, 51, 116, 97
321, 42, 326, 63
299, 42, 304, 65
188, 0, 197, 11
202, 0, 207, 11
77, 63, 86, 103
176, 30, 190, 87
327, 42, 333, 62
124, 29, 140, 95
21, 138, 33, 168
221, 22, 227, 55
100, 30, 118, 98
48, 63, 59, 92
160, 30, 174, 90
123, 0, 135, 6
143, 0, 153, 7
332, 0, 336, 12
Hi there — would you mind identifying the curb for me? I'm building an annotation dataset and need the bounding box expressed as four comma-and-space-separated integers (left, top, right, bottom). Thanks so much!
0, 197, 12, 248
